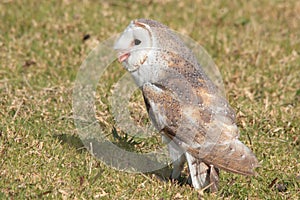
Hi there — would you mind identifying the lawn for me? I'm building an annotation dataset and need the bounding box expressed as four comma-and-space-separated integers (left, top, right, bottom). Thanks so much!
0, 0, 299, 199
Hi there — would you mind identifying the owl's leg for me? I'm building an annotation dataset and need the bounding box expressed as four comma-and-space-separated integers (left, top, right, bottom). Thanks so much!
209, 164, 219, 193
185, 153, 210, 190
162, 135, 186, 179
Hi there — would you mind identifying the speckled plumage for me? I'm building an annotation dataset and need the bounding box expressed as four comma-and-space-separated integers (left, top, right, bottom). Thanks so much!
114, 19, 259, 191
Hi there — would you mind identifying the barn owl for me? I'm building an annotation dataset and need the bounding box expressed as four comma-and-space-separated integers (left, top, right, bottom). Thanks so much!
114, 19, 259, 192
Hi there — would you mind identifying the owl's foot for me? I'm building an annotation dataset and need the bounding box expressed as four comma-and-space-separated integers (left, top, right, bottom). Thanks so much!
209, 165, 219, 193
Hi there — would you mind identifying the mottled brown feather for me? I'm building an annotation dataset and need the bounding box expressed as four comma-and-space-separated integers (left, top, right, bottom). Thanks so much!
142, 73, 259, 176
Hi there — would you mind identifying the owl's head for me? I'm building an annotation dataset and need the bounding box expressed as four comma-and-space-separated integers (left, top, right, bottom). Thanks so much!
114, 19, 158, 72
114, 19, 196, 86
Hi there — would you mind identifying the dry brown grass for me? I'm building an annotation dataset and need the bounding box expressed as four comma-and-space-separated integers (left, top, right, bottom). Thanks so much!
0, 0, 299, 199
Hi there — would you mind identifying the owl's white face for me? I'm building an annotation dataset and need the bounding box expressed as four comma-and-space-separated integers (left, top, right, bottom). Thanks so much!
114, 20, 153, 73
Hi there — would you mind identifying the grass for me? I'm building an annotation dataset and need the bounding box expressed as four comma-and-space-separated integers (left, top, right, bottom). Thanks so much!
1, 0, 299, 199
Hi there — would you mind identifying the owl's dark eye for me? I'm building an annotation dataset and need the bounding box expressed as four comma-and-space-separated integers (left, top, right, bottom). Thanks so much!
134, 39, 141, 45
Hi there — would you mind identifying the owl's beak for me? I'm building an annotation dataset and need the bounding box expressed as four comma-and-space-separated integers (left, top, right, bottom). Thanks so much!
118, 52, 130, 63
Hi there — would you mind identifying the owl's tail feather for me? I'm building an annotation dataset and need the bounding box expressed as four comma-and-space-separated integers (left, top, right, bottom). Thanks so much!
163, 129, 259, 176
189, 139, 260, 176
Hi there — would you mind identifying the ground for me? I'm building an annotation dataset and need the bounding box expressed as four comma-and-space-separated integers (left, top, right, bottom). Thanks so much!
0, 0, 299, 199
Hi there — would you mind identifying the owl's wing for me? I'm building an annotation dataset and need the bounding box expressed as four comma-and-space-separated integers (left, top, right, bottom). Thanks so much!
142, 80, 259, 176
178, 33, 225, 96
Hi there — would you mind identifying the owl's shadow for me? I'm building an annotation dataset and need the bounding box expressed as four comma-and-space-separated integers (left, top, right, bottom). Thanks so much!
54, 132, 191, 187
109, 127, 191, 187
150, 167, 191, 187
